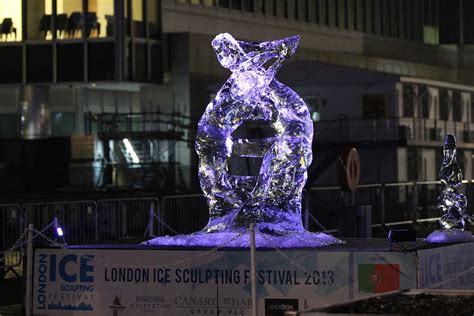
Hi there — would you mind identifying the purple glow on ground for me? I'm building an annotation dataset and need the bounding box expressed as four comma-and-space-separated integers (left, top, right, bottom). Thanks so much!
143, 230, 342, 248
425, 230, 473, 243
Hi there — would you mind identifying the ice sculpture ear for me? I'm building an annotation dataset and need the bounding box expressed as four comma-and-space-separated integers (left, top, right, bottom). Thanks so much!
211, 33, 246, 70
280, 35, 300, 59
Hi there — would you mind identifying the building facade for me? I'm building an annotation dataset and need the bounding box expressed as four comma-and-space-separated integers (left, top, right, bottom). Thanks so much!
0, 0, 473, 193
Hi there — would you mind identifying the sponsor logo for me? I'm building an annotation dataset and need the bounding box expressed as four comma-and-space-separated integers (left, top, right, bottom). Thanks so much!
110, 294, 126, 315
35, 253, 95, 312
130, 296, 171, 312
265, 299, 299, 316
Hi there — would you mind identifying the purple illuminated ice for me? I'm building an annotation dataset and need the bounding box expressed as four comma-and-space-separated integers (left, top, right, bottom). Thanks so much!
144, 33, 342, 248
426, 134, 473, 243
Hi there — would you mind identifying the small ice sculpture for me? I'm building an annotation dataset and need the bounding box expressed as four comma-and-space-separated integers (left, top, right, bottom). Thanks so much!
426, 135, 473, 243
144, 34, 342, 247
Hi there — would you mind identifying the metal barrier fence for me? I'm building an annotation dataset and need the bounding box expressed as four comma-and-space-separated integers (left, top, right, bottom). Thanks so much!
0, 204, 23, 278
24, 201, 98, 246
97, 197, 158, 242
305, 180, 474, 231
160, 194, 208, 235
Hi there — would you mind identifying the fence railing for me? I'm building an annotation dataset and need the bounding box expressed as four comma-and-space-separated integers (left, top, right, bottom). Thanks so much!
0, 181, 467, 279
305, 180, 474, 232
0, 204, 23, 278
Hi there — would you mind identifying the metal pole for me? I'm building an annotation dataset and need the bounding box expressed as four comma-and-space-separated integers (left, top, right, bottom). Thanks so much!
149, 202, 155, 237
25, 223, 33, 316
380, 184, 386, 225
304, 191, 309, 230
249, 223, 257, 316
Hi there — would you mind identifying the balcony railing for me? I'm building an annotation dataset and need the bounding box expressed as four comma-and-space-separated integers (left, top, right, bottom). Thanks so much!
314, 117, 473, 145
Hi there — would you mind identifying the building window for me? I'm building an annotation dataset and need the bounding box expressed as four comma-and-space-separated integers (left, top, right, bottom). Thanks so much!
407, 147, 418, 181
419, 85, 430, 119
471, 94, 474, 123
439, 90, 450, 120
242, 0, 254, 12
131, 0, 145, 37
147, 0, 159, 39
86, 0, 114, 38
0, 0, 22, 41
403, 85, 414, 117
51, 112, 76, 136
26, 0, 52, 40
362, 95, 387, 118
314, 0, 320, 23
56, 0, 83, 40
0, 114, 19, 137
217, 0, 229, 8
452, 91, 463, 122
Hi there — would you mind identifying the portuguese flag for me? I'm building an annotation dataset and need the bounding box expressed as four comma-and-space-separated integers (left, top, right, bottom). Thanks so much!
358, 264, 400, 293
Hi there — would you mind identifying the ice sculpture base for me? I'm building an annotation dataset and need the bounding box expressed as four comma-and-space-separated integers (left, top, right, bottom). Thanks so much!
425, 230, 474, 243
143, 230, 343, 248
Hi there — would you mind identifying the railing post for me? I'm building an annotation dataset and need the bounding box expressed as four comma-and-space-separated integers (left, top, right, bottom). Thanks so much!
25, 223, 33, 316
121, 204, 128, 238
94, 204, 100, 242
303, 190, 309, 230
249, 223, 257, 316
149, 202, 155, 237
380, 184, 386, 225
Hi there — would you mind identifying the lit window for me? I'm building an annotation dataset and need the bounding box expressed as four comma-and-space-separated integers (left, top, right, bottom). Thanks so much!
87, 0, 114, 38
0, 0, 22, 41
26, 1, 52, 40
56, 0, 83, 39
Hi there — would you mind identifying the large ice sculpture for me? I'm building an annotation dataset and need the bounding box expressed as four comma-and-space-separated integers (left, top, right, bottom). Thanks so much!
426, 135, 473, 243
196, 33, 312, 234
144, 34, 341, 247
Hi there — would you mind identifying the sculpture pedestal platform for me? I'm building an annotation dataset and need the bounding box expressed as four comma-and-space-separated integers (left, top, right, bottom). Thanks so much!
31, 239, 474, 316
142, 230, 342, 248
425, 230, 473, 243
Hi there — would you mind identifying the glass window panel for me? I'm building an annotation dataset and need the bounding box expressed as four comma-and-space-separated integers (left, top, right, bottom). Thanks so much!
242, 0, 253, 12
150, 43, 163, 83
0, 114, 19, 137
27, 45, 53, 82
218, 0, 229, 8
56, 0, 83, 39
452, 91, 463, 122
57, 43, 84, 81
26, 0, 53, 40
134, 43, 147, 82
403, 85, 414, 117
51, 112, 76, 135
147, 0, 159, 39
439, 89, 450, 120
88, 42, 115, 81
0, 0, 22, 41
471, 94, 474, 123
132, 0, 145, 37
419, 85, 430, 119
0, 46, 22, 83
86, 0, 114, 38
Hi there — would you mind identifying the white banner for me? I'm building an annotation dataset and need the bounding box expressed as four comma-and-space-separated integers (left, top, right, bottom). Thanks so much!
33, 247, 417, 315
418, 242, 474, 289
